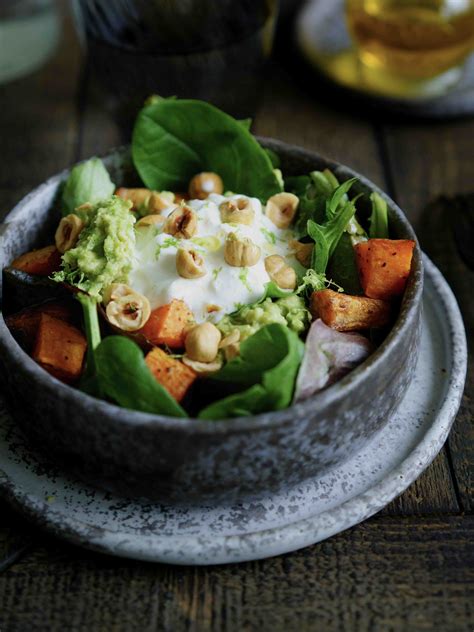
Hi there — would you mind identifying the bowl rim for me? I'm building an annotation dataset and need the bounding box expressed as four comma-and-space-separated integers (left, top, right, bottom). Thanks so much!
0, 138, 424, 434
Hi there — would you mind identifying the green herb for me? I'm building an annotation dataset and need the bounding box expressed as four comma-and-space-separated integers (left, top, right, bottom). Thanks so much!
369, 191, 389, 238
238, 267, 252, 292
155, 236, 180, 259
198, 324, 304, 419
327, 233, 362, 295
132, 98, 282, 201
62, 158, 115, 216
295, 268, 327, 297
288, 169, 344, 237
212, 266, 222, 282
261, 226, 277, 245
306, 181, 359, 274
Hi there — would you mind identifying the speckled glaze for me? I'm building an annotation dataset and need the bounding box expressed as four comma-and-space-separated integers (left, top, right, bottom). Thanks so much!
0, 258, 466, 564
0, 141, 424, 502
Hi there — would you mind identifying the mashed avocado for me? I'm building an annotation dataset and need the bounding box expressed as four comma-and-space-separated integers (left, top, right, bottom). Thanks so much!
218, 293, 310, 340
53, 196, 135, 299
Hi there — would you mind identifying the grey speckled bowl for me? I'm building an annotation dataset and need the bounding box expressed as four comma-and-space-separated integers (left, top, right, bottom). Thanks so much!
0, 140, 423, 502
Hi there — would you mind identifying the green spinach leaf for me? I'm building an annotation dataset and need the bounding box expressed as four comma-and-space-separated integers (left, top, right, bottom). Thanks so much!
62, 158, 115, 216
327, 233, 363, 295
198, 324, 304, 419
132, 98, 281, 200
95, 336, 187, 417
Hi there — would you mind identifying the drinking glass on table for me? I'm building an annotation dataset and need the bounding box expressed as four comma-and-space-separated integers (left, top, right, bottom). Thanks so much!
72, 0, 278, 129
346, 0, 474, 95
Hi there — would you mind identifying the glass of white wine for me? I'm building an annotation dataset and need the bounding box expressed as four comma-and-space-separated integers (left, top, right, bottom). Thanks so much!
345, 0, 474, 96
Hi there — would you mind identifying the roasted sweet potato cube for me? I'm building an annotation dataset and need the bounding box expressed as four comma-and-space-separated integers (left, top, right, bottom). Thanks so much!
11, 245, 62, 276
145, 347, 197, 402
5, 300, 79, 351
139, 299, 194, 349
355, 239, 415, 300
310, 289, 392, 331
32, 314, 87, 384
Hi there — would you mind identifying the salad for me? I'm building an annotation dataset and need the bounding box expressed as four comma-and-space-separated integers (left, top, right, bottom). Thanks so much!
4, 98, 415, 419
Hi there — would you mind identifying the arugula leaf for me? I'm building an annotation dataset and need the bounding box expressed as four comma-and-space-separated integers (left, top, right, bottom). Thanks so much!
327, 233, 363, 295
132, 98, 281, 201
307, 185, 359, 274
369, 192, 389, 238
198, 324, 304, 419
289, 169, 345, 237
324, 177, 356, 220
95, 336, 186, 417
62, 158, 115, 216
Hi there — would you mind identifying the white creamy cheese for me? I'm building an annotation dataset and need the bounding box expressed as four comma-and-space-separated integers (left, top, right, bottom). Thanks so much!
128, 194, 298, 323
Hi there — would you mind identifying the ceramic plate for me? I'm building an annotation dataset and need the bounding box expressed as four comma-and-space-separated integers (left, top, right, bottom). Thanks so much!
0, 257, 467, 565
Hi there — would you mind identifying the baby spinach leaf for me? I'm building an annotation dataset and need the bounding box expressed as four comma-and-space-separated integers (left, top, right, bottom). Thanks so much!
198, 324, 304, 419
62, 158, 115, 216
95, 336, 187, 417
369, 191, 389, 238
132, 98, 281, 200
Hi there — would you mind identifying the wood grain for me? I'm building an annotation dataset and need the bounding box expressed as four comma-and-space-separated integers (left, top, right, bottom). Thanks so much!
0, 6, 81, 221
383, 127, 474, 512
0, 516, 472, 632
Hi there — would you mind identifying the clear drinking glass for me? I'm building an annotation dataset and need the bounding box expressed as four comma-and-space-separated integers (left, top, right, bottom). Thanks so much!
72, 0, 278, 129
0, 0, 60, 84
346, 0, 474, 94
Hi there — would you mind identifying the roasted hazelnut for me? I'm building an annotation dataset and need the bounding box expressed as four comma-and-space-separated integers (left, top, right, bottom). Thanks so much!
185, 322, 222, 362
176, 248, 206, 279
188, 172, 224, 200
219, 329, 241, 361
264, 255, 297, 289
224, 232, 261, 267
182, 355, 223, 374
103, 284, 151, 332
115, 187, 174, 214
163, 205, 197, 239
265, 192, 299, 229
289, 239, 314, 267
55, 214, 85, 253
136, 214, 165, 228
219, 198, 254, 225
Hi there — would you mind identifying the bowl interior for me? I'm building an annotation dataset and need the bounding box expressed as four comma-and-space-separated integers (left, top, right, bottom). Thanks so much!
0, 140, 423, 431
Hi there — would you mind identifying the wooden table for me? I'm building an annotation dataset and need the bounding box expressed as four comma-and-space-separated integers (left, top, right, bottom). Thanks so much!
0, 6, 473, 631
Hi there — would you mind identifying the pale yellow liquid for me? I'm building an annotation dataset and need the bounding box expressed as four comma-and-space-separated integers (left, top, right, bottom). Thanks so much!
346, 0, 474, 79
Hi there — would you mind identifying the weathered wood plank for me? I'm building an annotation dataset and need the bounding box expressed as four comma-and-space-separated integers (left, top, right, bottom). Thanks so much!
383, 125, 474, 512
0, 516, 472, 632
0, 7, 82, 221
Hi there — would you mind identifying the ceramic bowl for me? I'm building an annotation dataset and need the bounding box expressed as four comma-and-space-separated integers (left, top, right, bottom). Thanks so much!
0, 140, 424, 502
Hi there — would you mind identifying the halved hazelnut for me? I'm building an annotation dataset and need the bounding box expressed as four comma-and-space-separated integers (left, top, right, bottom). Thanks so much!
163, 205, 197, 239
224, 233, 261, 267
265, 192, 299, 229
176, 248, 206, 279
219, 198, 254, 225
264, 255, 297, 289
188, 172, 224, 199
55, 214, 85, 253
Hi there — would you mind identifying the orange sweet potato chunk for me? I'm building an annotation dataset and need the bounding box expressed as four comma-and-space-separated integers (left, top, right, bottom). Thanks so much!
32, 314, 87, 384
11, 245, 62, 276
355, 239, 415, 300
310, 289, 392, 331
145, 347, 197, 402
139, 300, 194, 349
6, 300, 79, 351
